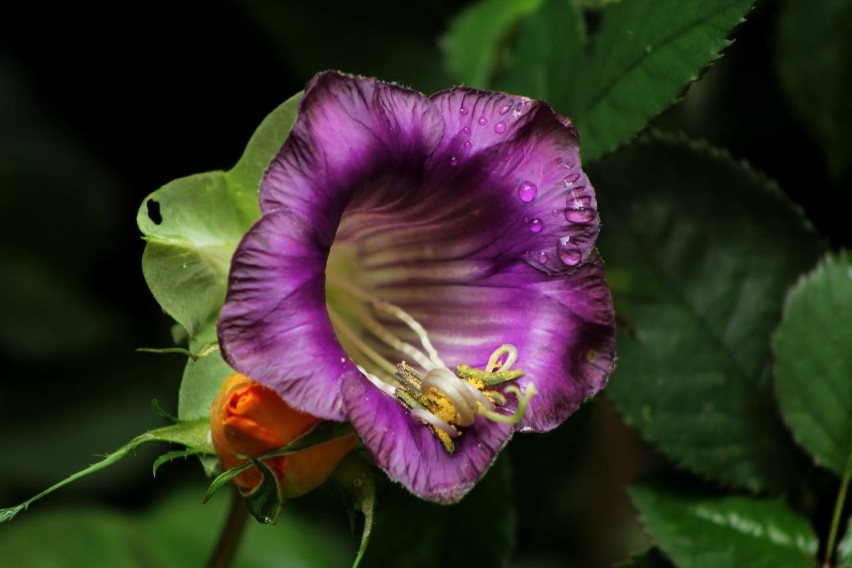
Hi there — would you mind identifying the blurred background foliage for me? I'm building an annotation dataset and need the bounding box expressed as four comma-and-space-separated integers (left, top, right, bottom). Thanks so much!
1, 0, 850, 566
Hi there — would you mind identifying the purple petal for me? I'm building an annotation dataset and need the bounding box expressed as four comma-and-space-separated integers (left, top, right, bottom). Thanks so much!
218, 210, 350, 420
341, 370, 514, 504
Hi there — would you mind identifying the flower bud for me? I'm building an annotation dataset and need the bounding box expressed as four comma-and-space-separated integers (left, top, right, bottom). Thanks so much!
210, 373, 356, 498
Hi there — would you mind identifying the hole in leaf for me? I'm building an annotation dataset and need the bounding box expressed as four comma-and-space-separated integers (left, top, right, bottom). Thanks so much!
147, 199, 163, 225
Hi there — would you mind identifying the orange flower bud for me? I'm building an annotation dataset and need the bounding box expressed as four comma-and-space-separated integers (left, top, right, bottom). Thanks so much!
210, 373, 355, 498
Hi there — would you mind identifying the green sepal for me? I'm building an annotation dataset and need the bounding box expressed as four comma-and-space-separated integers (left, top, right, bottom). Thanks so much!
152, 449, 202, 477
331, 453, 377, 568
204, 421, 356, 502
242, 459, 283, 525
0, 418, 212, 524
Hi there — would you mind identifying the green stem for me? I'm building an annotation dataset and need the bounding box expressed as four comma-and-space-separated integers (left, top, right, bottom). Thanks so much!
206, 489, 249, 568
825, 457, 851, 567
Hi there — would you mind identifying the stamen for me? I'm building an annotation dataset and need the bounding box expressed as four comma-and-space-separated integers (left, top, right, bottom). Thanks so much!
357, 311, 434, 370
477, 383, 538, 425
486, 344, 519, 373
336, 280, 445, 369
421, 368, 478, 426
410, 407, 460, 438
327, 306, 397, 377
358, 365, 397, 396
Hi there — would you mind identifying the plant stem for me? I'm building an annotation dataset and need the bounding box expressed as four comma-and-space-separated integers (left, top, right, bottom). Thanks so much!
825, 457, 851, 567
206, 489, 249, 568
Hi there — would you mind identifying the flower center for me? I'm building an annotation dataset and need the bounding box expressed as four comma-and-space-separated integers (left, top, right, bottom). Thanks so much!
326, 243, 536, 454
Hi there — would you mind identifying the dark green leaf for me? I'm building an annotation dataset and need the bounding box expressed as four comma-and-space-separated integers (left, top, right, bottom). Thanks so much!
594, 134, 824, 492
360, 456, 515, 568
575, 0, 754, 160
493, 0, 584, 112
442, 0, 543, 88
152, 449, 201, 477
774, 253, 852, 476
631, 482, 818, 568
777, 0, 852, 181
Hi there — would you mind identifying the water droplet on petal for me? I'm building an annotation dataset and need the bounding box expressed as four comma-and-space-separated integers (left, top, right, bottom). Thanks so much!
478, 116, 488, 126
450, 156, 459, 166
517, 181, 537, 203
494, 121, 506, 134
528, 218, 543, 233
499, 104, 511, 115
565, 196, 595, 223
460, 106, 469, 115
463, 141, 472, 150
463, 126, 471, 135
538, 251, 549, 264
552, 208, 562, 217
557, 236, 581, 266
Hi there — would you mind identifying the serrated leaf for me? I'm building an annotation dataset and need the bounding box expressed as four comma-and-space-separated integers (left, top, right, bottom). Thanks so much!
441, 0, 543, 88
0, 419, 211, 523
774, 253, 852, 476
593, 134, 824, 492
493, 0, 584, 112
776, 0, 852, 182
152, 449, 200, 477
359, 456, 515, 568
575, 0, 754, 160
631, 482, 818, 568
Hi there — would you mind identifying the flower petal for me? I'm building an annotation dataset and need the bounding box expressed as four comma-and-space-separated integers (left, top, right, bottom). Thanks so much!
341, 369, 514, 504
218, 210, 350, 420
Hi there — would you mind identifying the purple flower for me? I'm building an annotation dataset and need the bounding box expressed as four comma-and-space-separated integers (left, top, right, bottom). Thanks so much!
218, 71, 616, 504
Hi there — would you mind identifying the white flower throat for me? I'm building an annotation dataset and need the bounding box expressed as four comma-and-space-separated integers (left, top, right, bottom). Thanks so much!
326, 244, 536, 453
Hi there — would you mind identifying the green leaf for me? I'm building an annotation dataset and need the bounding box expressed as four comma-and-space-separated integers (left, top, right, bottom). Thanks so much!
442, 0, 543, 88
575, 0, 754, 160
615, 548, 676, 568
359, 456, 515, 568
593, 134, 824, 492
137, 93, 301, 339
630, 482, 818, 568
493, 0, 584, 112
774, 253, 852, 476
177, 322, 234, 420
0, 419, 211, 523
776, 0, 852, 181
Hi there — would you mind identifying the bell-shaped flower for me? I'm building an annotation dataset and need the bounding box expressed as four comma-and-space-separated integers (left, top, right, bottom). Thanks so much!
218, 71, 616, 504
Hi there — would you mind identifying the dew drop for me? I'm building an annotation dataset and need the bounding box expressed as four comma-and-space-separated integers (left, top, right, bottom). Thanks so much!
528, 218, 543, 233
517, 181, 538, 203
538, 250, 549, 264
552, 208, 562, 217
586, 350, 598, 363
460, 106, 469, 115
565, 207, 596, 224
463, 141, 472, 150
478, 116, 488, 126
450, 156, 459, 166
462, 126, 471, 135
494, 121, 506, 134
499, 104, 511, 115
557, 236, 582, 266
